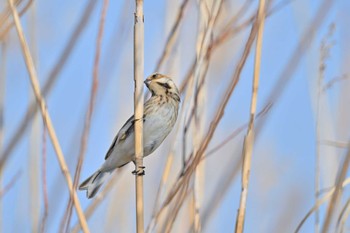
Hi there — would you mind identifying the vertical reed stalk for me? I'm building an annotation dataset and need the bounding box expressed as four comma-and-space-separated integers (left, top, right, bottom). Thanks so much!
0, 39, 7, 233
7, 0, 90, 232
28, 3, 41, 231
134, 0, 145, 232
235, 0, 266, 232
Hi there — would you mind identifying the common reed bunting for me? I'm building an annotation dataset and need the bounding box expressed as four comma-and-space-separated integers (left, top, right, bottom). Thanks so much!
79, 73, 180, 198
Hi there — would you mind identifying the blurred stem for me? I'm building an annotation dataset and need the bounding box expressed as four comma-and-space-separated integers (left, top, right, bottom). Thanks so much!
7, 0, 90, 232
315, 38, 323, 233
40, 124, 48, 233
0, 38, 7, 233
134, 0, 145, 232
28, 2, 41, 231
235, 0, 266, 232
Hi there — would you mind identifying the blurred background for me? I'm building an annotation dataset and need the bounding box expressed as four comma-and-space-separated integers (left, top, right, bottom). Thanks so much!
0, 0, 350, 232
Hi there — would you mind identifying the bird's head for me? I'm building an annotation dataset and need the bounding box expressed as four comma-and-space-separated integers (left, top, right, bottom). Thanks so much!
144, 73, 180, 102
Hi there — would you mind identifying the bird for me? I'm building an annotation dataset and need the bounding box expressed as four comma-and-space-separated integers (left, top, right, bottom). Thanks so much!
79, 73, 180, 198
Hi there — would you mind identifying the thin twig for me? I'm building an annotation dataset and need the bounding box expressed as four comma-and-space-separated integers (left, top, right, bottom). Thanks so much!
205, 104, 271, 159
322, 74, 349, 92
0, 170, 21, 198
7, 1, 90, 232
190, 0, 217, 231
315, 23, 335, 233
0, 37, 6, 233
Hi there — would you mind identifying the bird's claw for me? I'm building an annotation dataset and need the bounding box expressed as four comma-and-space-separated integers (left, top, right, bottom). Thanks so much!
132, 166, 146, 176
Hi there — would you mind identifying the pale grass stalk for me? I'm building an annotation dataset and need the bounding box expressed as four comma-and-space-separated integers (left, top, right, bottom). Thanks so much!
40, 125, 48, 233
27, 4, 41, 231
134, 0, 145, 232
0, 39, 6, 232
191, 0, 211, 230
314, 23, 335, 233
0, 0, 97, 170
7, 1, 90, 232
62, 0, 109, 231
295, 176, 350, 233
192, 65, 207, 232
314, 44, 322, 233
235, 0, 266, 232
319, 140, 350, 148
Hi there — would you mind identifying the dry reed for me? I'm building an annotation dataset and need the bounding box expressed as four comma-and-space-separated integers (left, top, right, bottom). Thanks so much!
134, 0, 145, 232
235, 0, 266, 232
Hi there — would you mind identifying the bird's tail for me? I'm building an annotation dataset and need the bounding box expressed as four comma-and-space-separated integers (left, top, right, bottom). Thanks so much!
79, 170, 108, 198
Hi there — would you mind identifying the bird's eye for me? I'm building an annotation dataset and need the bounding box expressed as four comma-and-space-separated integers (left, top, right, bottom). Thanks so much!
152, 73, 157, 78
157, 82, 171, 89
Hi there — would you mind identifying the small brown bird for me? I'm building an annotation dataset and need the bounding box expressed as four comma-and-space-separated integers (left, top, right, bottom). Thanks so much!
79, 73, 180, 198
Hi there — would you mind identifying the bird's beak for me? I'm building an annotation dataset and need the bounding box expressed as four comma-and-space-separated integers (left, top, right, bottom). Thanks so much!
144, 78, 151, 88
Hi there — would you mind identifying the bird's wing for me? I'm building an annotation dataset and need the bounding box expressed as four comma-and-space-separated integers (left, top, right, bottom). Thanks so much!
104, 115, 135, 160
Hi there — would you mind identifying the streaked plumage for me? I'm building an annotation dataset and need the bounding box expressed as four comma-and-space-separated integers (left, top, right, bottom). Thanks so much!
79, 73, 180, 198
